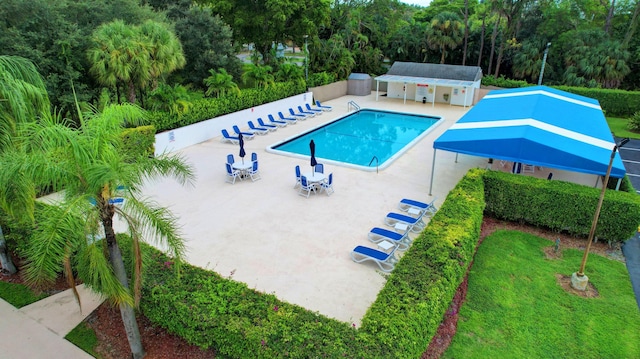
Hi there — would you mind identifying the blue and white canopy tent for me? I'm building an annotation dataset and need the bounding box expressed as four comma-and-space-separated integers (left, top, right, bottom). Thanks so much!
429, 86, 626, 195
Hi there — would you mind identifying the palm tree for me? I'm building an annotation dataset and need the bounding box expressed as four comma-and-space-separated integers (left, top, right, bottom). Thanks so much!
241, 63, 275, 89
88, 20, 147, 104
0, 55, 51, 274
427, 12, 464, 64
204, 68, 241, 97
138, 20, 186, 91
3, 103, 194, 358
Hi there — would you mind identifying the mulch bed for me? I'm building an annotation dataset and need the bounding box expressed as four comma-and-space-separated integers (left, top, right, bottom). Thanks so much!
2, 217, 623, 358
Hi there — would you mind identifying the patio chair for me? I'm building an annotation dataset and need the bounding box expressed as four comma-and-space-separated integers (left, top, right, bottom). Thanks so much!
350, 245, 398, 273
297, 105, 316, 117
384, 212, 426, 233
246, 121, 269, 135
315, 163, 324, 173
397, 198, 438, 217
276, 112, 298, 124
225, 163, 242, 184
320, 173, 334, 196
294, 165, 302, 188
298, 176, 315, 198
247, 160, 261, 181
259, 117, 286, 128
251, 152, 258, 162
227, 154, 235, 165
288, 108, 309, 119
305, 103, 324, 114
221, 129, 240, 144
251, 119, 276, 131
315, 100, 333, 111
368, 227, 411, 250
232, 125, 255, 139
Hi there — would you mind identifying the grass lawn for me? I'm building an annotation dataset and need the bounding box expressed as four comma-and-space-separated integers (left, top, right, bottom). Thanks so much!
65, 322, 100, 358
607, 116, 640, 139
0, 281, 47, 308
443, 230, 640, 359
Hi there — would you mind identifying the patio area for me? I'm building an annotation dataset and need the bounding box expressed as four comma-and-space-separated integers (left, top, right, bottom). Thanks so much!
136, 93, 598, 325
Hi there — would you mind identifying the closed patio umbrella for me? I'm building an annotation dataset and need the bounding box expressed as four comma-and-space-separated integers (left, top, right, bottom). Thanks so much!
239, 133, 246, 164
310, 139, 317, 171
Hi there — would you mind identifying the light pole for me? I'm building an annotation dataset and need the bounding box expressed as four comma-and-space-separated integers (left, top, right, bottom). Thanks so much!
537, 42, 551, 86
304, 35, 309, 83
571, 137, 629, 290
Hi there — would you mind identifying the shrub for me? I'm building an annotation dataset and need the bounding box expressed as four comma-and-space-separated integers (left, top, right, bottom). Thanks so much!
121, 125, 155, 159
481, 75, 531, 88
627, 111, 640, 132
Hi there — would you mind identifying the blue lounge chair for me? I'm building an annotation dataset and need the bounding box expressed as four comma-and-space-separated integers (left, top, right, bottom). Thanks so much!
315, 100, 333, 111
368, 227, 410, 250
288, 108, 308, 119
271, 113, 296, 125
259, 117, 286, 128
350, 245, 398, 272
232, 125, 255, 139
276, 112, 298, 124
398, 198, 438, 216
384, 212, 426, 233
297, 105, 316, 117
221, 129, 240, 144
251, 119, 276, 131
305, 103, 324, 114
246, 121, 269, 135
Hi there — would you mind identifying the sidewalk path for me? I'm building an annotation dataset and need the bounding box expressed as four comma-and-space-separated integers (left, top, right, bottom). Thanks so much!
0, 284, 103, 358
622, 232, 640, 310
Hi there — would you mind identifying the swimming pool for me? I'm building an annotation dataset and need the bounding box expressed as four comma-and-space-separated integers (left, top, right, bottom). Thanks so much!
268, 109, 443, 171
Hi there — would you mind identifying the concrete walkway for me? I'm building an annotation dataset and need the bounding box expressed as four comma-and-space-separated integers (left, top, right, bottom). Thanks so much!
0, 284, 103, 358
622, 233, 640, 310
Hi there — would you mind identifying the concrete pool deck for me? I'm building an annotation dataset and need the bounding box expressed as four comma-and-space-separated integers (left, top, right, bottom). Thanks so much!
137, 93, 598, 325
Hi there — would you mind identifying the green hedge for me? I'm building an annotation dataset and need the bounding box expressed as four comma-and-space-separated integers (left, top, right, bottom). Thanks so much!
148, 81, 307, 133
139, 169, 487, 358
483, 170, 640, 241
554, 86, 640, 117
121, 125, 155, 159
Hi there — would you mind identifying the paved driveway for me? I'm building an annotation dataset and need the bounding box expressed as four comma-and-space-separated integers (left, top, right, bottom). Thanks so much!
616, 138, 640, 193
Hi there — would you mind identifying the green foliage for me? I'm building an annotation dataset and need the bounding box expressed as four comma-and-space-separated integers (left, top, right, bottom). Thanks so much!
121, 125, 156, 159
0, 281, 47, 308
444, 231, 640, 358
483, 171, 640, 242
138, 169, 487, 358
308, 72, 337, 87
555, 86, 640, 117
481, 75, 531, 88
145, 83, 193, 116
607, 117, 640, 140
627, 111, 640, 132
65, 322, 100, 358
148, 81, 307, 132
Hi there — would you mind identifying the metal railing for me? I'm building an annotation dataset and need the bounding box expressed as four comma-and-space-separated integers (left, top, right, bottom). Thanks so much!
348, 100, 360, 112
368, 155, 379, 174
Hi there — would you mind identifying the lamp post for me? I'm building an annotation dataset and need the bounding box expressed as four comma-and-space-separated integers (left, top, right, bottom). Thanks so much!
537, 42, 551, 86
571, 137, 629, 290
304, 35, 309, 83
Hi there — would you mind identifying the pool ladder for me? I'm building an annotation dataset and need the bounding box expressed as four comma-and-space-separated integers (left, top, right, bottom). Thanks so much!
348, 100, 360, 112
368, 155, 379, 174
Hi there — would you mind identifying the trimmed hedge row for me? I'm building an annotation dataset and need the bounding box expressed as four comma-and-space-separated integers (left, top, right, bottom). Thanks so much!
139, 168, 487, 358
483, 170, 640, 242
121, 125, 155, 159
554, 85, 640, 117
148, 81, 307, 133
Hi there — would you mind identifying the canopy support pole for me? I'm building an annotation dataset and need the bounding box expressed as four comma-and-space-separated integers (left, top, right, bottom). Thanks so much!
594, 176, 600, 188
429, 150, 437, 196
455, 153, 459, 163
616, 177, 622, 190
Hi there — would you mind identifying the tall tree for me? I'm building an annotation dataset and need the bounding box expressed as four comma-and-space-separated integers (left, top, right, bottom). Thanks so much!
427, 11, 464, 64
138, 20, 186, 91
0, 55, 51, 274
3, 104, 194, 358
204, 68, 241, 97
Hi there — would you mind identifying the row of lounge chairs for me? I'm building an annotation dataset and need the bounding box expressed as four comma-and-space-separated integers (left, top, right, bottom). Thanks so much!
350, 198, 438, 272
220, 102, 333, 144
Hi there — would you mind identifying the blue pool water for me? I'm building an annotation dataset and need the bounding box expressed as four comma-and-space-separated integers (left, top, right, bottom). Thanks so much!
268, 109, 442, 170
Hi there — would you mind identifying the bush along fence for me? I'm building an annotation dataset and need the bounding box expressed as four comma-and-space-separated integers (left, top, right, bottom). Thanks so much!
148, 81, 307, 133
483, 170, 640, 242
138, 168, 639, 357
139, 168, 486, 358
